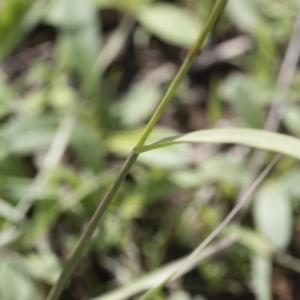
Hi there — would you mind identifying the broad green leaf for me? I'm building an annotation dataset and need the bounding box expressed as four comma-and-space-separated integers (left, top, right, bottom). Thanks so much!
253, 181, 292, 250
226, 0, 263, 33
227, 91, 264, 128
283, 106, 300, 137
53, 0, 101, 93
137, 3, 202, 48
281, 168, 300, 199
0, 116, 58, 158
114, 83, 162, 127
219, 73, 274, 106
24, 251, 61, 284
227, 0, 297, 42
44, 0, 66, 26
134, 128, 300, 161
226, 0, 275, 68
251, 254, 272, 300
218, 73, 272, 128
0, 252, 42, 300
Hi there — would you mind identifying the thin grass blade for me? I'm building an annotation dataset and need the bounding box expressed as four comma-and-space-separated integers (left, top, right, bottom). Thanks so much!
135, 128, 300, 160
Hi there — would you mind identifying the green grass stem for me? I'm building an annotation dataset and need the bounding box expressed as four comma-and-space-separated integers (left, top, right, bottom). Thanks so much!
46, 1, 228, 299
136, 0, 228, 147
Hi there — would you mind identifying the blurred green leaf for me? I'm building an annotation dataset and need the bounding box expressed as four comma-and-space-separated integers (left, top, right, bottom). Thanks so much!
0, 116, 57, 158
0, 0, 30, 56
0, 252, 42, 300
44, 0, 66, 26
137, 3, 202, 48
281, 168, 300, 199
227, 0, 298, 42
24, 251, 61, 284
226, 0, 264, 33
253, 180, 292, 250
226, 1, 276, 73
283, 106, 300, 137
251, 254, 272, 300
114, 83, 162, 127
219, 73, 270, 128
0, 0, 48, 58
219, 73, 274, 106
198, 154, 245, 185
53, 0, 101, 89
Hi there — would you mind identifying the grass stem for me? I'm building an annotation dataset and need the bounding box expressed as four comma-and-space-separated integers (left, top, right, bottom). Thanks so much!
46, 1, 228, 299
136, 0, 228, 147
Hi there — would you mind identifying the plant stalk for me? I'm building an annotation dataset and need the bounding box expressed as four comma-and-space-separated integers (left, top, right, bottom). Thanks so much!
136, 0, 228, 147
46, 151, 139, 300
46, 1, 228, 299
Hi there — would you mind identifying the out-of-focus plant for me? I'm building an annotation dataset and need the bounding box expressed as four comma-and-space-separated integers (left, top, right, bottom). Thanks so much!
1, 1, 300, 300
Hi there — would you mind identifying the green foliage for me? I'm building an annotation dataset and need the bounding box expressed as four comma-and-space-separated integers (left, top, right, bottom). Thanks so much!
137, 3, 202, 48
253, 180, 292, 250
0, 252, 42, 300
0, 0, 47, 59
0, 1, 300, 300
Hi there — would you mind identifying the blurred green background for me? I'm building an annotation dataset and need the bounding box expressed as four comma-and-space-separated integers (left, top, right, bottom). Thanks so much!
1, 0, 300, 299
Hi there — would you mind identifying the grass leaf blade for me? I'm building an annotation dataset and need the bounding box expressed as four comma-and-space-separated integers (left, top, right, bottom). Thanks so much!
135, 128, 300, 160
